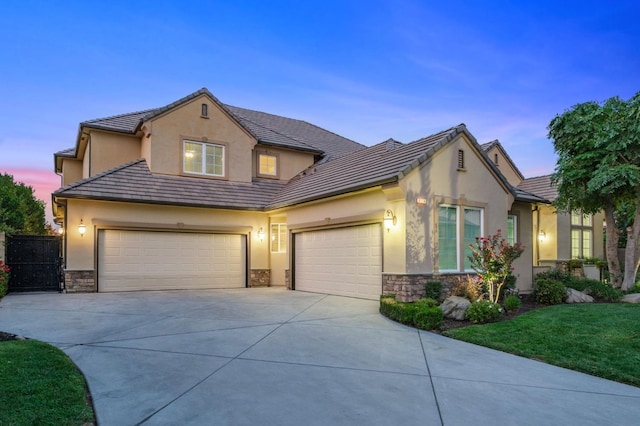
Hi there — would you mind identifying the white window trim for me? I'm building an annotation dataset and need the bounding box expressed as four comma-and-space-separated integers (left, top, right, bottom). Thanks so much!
507, 214, 518, 245
183, 140, 225, 177
463, 207, 484, 273
271, 223, 287, 253
438, 204, 460, 273
258, 153, 278, 177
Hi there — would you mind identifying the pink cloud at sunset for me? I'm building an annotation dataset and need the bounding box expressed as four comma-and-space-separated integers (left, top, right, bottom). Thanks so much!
0, 166, 61, 225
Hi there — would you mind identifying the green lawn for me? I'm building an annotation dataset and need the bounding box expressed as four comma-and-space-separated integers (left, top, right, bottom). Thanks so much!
444, 303, 640, 387
0, 339, 96, 425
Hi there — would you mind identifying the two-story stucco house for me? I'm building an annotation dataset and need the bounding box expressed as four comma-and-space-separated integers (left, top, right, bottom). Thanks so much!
52, 88, 598, 301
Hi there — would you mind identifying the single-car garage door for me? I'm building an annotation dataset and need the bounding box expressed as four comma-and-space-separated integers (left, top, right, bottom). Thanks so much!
294, 224, 382, 300
98, 230, 246, 292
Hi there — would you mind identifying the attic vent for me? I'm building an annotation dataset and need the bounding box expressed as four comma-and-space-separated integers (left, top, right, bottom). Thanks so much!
201, 103, 208, 117
457, 149, 465, 169
494, 153, 499, 165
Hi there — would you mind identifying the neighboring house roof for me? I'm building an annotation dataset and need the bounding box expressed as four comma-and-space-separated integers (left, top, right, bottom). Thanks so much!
75, 88, 364, 160
518, 174, 557, 201
53, 159, 287, 211
268, 124, 514, 209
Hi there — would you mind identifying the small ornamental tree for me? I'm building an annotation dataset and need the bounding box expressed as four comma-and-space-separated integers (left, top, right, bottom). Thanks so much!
467, 230, 525, 303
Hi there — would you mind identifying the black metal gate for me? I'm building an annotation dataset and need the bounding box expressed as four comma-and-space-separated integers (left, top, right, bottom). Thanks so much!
6, 235, 63, 292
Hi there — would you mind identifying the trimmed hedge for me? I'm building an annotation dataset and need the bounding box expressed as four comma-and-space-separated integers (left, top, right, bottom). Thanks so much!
380, 295, 443, 330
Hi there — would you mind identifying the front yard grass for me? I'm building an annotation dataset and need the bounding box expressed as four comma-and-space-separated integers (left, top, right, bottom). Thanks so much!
0, 339, 95, 425
444, 303, 640, 387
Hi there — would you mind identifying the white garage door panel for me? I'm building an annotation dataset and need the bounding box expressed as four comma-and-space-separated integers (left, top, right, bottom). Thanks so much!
295, 224, 382, 300
98, 230, 245, 292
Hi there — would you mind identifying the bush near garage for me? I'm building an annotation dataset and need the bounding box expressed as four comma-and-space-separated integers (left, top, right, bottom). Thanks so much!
380, 295, 443, 330
0, 260, 10, 298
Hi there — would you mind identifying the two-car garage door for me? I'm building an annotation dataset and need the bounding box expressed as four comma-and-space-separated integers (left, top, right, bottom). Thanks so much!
98, 230, 245, 292
294, 224, 382, 300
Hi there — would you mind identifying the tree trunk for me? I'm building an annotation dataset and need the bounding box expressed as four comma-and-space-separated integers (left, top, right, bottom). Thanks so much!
604, 203, 622, 287
622, 193, 640, 290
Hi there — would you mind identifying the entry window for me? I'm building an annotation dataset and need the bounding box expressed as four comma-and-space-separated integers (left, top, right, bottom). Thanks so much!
271, 224, 287, 253
183, 141, 224, 177
438, 205, 484, 272
258, 153, 278, 177
507, 214, 517, 245
571, 210, 593, 258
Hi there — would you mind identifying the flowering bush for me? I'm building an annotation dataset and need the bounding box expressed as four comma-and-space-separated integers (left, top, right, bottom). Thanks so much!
465, 299, 504, 324
467, 230, 525, 303
0, 260, 10, 298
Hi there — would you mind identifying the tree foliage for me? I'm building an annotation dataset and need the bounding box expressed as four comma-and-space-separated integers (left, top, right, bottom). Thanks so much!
0, 173, 47, 235
548, 92, 640, 289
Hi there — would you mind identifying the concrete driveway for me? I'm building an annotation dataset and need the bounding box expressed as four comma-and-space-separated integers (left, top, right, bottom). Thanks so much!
1, 288, 639, 425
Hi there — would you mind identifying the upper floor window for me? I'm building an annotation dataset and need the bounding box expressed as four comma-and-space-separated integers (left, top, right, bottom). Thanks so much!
183, 140, 224, 177
571, 211, 592, 258
258, 153, 278, 177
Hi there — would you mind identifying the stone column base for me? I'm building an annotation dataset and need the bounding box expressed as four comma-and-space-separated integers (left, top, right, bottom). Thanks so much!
249, 269, 271, 287
64, 270, 97, 293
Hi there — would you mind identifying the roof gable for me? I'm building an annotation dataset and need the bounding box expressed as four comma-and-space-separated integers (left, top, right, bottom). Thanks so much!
481, 140, 525, 182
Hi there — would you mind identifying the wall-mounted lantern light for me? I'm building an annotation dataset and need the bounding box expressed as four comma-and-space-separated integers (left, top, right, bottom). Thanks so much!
538, 230, 546, 241
257, 227, 265, 242
383, 209, 397, 232
78, 219, 86, 237
58, 226, 64, 235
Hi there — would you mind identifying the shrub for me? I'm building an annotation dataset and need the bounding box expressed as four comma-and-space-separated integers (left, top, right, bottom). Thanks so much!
566, 277, 600, 292
535, 268, 572, 284
628, 282, 640, 294
535, 278, 566, 305
413, 308, 444, 330
589, 282, 624, 302
379, 295, 443, 330
0, 260, 9, 298
425, 281, 442, 301
465, 299, 503, 324
504, 295, 522, 312
449, 275, 482, 302
414, 297, 439, 308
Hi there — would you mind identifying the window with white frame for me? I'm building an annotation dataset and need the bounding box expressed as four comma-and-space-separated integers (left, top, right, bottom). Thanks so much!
571, 211, 592, 258
258, 153, 277, 177
271, 224, 287, 253
183, 141, 224, 177
507, 214, 517, 245
438, 205, 484, 272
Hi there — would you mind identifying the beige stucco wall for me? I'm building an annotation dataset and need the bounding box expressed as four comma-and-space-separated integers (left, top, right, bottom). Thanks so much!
64, 199, 268, 277
146, 95, 256, 182
268, 215, 288, 285
485, 146, 523, 186
537, 204, 559, 261
401, 135, 512, 274
510, 202, 534, 292
89, 131, 141, 177
61, 159, 83, 186
253, 146, 315, 181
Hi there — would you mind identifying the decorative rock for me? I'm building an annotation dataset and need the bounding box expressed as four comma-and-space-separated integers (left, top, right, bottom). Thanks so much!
622, 293, 640, 303
565, 288, 594, 303
439, 296, 471, 320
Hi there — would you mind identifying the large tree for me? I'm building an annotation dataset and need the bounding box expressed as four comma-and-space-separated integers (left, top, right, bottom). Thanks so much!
548, 92, 640, 290
0, 173, 47, 235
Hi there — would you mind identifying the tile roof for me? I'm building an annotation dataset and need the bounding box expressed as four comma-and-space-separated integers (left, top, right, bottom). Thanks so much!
53, 159, 287, 211
517, 174, 557, 201
77, 88, 364, 160
268, 125, 484, 209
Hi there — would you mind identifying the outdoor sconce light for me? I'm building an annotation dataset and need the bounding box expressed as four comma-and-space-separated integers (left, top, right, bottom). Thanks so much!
257, 227, 265, 242
538, 230, 546, 241
77, 219, 86, 237
383, 209, 397, 232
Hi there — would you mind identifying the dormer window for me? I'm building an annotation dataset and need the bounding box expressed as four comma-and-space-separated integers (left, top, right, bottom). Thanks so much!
201, 103, 208, 117
258, 153, 278, 177
183, 140, 224, 177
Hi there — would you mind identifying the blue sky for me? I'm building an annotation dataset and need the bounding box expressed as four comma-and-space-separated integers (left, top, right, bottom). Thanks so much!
1, 1, 639, 223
